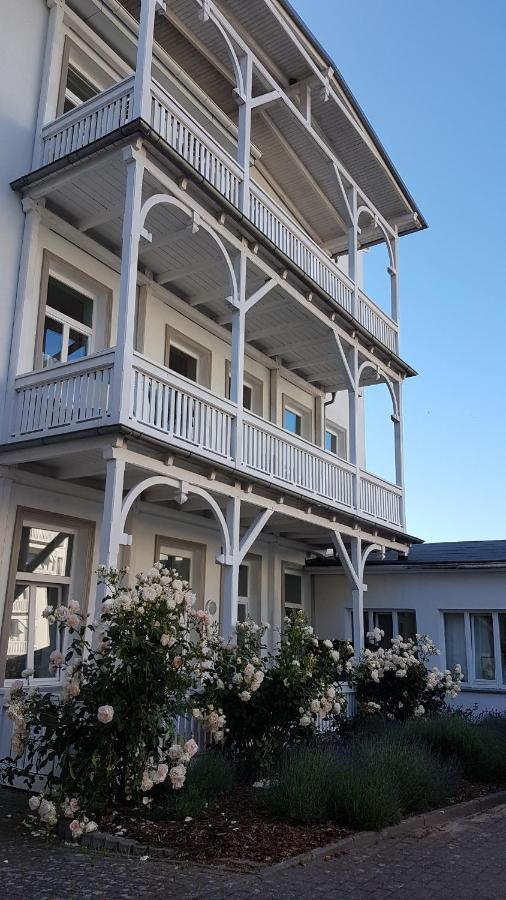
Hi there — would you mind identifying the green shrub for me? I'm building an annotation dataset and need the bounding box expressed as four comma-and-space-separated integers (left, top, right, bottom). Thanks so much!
264, 746, 336, 824
187, 750, 237, 799
404, 715, 506, 783
330, 761, 401, 830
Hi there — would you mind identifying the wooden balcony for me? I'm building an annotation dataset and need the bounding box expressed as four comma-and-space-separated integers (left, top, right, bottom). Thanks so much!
38, 77, 399, 355
8, 351, 403, 530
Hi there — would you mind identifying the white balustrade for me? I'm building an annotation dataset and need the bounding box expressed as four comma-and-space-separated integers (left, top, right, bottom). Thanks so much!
131, 354, 234, 460
11, 352, 114, 438
242, 412, 355, 509
360, 471, 403, 527
36, 76, 398, 353
40, 77, 135, 166
150, 83, 242, 207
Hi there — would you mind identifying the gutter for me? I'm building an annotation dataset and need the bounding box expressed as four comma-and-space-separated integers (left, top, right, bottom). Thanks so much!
11, 121, 417, 379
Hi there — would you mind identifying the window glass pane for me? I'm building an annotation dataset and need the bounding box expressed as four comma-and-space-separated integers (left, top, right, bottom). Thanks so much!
159, 552, 191, 583
47, 276, 93, 327
284, 408, 301, 435
444, 613, 466, 679
325, 430, 337, 454
33, 586, 60, 679
237, 602, 247, 624
374, 612, 393, 647
398, 610, 417, 641
238, 564, 249, 598
18, 527, 73, 576
6, 585, 29, 679
66, 65, 98, 106
67, 328, 88, 362
42, 316, 63, 368
243, 384, 252, 411
473, 614, 495, 680
169, 345, 197, 381
499, 614, 506, 685
284, 573, 302, 605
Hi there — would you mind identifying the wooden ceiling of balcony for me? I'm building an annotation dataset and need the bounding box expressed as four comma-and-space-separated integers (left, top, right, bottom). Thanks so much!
117, 0, 424, 239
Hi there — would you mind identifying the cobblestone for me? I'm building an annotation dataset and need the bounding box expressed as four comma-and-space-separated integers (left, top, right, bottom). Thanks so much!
1, 788, 506, 899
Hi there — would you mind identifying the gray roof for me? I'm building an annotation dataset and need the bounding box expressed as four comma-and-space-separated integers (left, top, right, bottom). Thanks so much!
307, 541, 506, 570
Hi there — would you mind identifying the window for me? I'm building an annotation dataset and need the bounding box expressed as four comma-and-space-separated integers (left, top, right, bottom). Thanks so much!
225, 362, 263, 415
284, 570, 303, 619
325, 424, 347, 460
168, 344, 198, 382
443, 611, 506, 688
164, 327, 211, 387
5, 526, 74, 682
158, 549, 192, 583
363, 609, 417, 648
237, 563, 249, 623
63, 64, 99, 113
284, 408, 302, 436
41, 273, 94, 369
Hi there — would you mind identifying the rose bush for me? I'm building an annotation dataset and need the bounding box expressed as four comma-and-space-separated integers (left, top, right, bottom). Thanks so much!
1, 565, 213, 833
195, 610, 354, 775
353, 630, 464, 720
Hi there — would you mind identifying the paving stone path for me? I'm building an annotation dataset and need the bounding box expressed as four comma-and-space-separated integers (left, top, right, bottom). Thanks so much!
1, 788, 506, 899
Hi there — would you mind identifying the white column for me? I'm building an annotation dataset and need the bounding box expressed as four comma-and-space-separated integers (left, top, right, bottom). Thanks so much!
221, 496, 241, 639
133, 0, 157, 121
393, 379, 406, 528
111, 142, 145, 423
351, 536, 365, 653
348, 346, 360, 514
32, 0, 66, 168
236, 53, 253, 214
3, 199, 44, 440
229, 248, 246, 465
390, 232, 400, 324
96, 451, 126, 612
347, 186, 358, 318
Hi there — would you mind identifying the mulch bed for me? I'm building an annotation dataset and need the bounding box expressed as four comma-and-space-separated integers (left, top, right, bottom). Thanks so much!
104, 787, 349, 865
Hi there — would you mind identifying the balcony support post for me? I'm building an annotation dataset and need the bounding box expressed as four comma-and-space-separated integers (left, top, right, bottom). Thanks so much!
393, 379, 405, 528
96, 448, 126, 613
236, 53, 253, 214
330, 531, 365, 654
390, 231, 400, 325
221, 496, 241, 639
230, 246, 247, 465
32, 0, 66, 168
347, 186, 359, 318
3, 199, 45, 441
112, 142, 146, 423
133, 0, 157, 121
346, 344, 361, 514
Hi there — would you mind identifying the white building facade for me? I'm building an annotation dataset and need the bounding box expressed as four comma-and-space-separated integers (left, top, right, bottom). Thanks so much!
0, 0, 427, 726
312, 542, 506, 714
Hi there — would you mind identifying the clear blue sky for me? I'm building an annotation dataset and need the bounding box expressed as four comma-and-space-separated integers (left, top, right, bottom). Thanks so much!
292, 0, 506, 542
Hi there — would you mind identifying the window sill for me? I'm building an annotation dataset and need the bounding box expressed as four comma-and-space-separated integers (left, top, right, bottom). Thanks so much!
460, 684, 506, 694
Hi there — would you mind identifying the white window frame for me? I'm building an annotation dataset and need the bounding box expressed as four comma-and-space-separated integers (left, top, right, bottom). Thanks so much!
157, 542, 193, 584
324, 421, 348, 460
283, 568, 304, 615
237, 561, 250, 623
282, 394, 312, 441
5, 523, 77, 687
442, 610, 506, 691
167, 340, 200, 383
164, 326, 212, 388
38, 256, 105, 371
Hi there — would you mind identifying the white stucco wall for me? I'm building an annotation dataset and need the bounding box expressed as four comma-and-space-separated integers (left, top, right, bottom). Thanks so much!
313, 567, 506, 713
0, 0, 47, 416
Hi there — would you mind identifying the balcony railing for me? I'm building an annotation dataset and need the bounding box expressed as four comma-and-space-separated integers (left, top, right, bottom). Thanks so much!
8, 352, 403, 529
11, 351, 114, 438
38, 78, 399, 354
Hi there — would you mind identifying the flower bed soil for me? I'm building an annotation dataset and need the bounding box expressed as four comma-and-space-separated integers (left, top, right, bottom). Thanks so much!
103, 781, 506, 866
104, 787, 349, 865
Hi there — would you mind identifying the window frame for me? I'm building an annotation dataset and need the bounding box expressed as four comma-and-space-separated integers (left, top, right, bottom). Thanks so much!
281, 394, 312, 441
324, 421, 348, 460
237, 561, 250, 624
35, 252, 112, 372
442, 610, 506, 691
283, 568, 304, 618
154, 536, 206, 610
164, 326, 211, 388
225, 360, 264, 416
56, 35, 121, 118
0, 510, 95, 689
